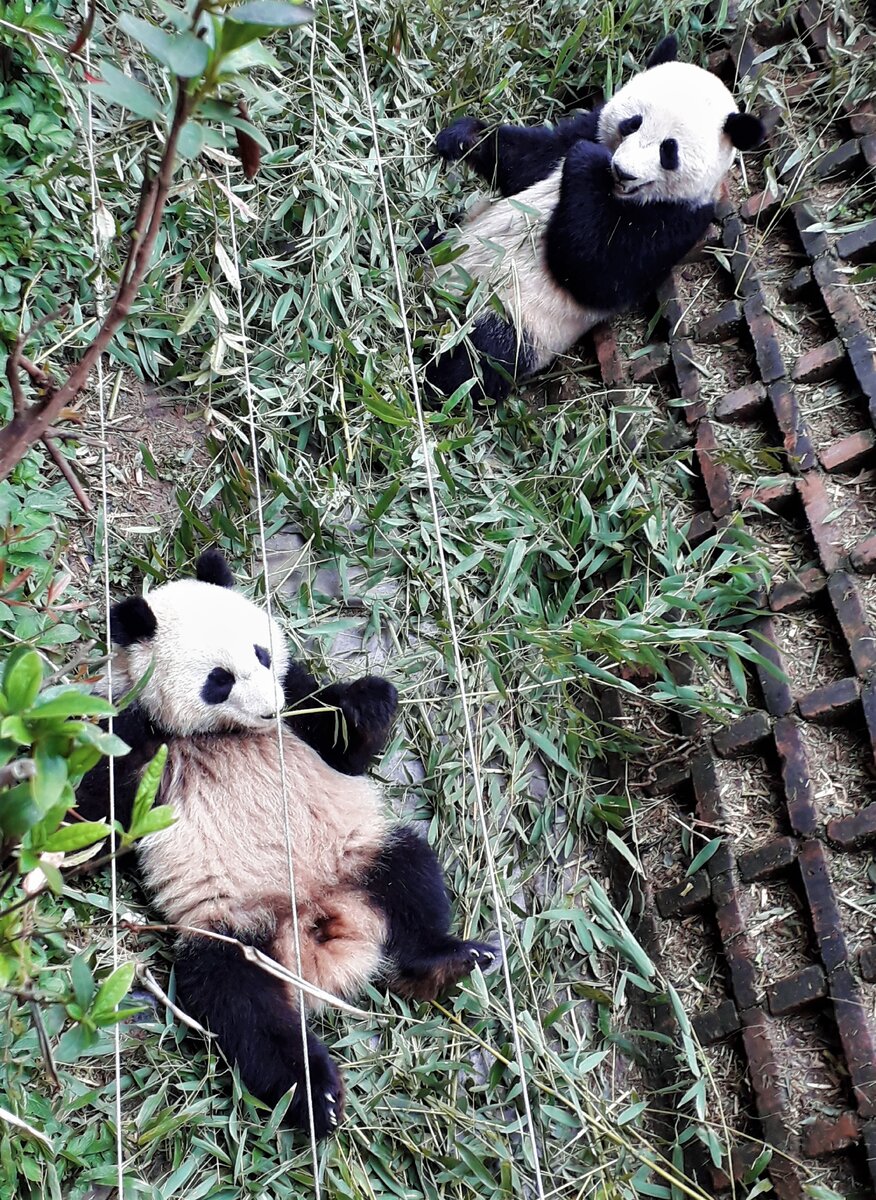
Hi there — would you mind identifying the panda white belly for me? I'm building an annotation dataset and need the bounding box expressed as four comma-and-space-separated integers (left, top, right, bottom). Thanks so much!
138, 729, 389, 1004
438, 167, 608, 369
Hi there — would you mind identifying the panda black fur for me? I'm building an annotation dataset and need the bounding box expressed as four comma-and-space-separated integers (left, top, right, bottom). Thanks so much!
425, 34, 765, 402
75, 551, 497, 1139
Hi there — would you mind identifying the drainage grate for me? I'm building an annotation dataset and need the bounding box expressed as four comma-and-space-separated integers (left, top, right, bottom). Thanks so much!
592, 7, 876, 1196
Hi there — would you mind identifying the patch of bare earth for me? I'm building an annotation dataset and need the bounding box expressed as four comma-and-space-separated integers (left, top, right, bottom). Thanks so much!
67, 373, 215, 587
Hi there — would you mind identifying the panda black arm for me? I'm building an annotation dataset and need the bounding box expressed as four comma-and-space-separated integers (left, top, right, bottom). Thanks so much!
434, 110, 600, 196
74, 704, 164, 841
282, 663, 398, 776
546, 140, 715, 311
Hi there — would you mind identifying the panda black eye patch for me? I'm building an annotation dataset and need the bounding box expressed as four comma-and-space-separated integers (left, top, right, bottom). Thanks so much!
254, 644, 271, 668
202, 666, 235, 705
660, 137, 679, 170
618, 114, 642, 137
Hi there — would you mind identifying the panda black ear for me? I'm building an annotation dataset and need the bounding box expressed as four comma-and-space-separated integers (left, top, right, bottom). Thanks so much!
195, 549, 235, 589
724, 111, 766, 150
110, 596, 157, 646
646, 33, 678, 68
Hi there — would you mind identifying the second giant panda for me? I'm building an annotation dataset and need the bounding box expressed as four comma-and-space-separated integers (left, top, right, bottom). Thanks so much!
425, 33, 765, 402
75, 551, 497, 1139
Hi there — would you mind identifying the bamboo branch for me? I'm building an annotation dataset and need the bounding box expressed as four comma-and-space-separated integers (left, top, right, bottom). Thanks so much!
0, 86, 193, 481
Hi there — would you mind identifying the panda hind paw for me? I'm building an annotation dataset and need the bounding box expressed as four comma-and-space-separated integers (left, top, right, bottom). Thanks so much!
434, 117, 486, 162
394, 938, 502, 1002
285, 1051, 345, 1140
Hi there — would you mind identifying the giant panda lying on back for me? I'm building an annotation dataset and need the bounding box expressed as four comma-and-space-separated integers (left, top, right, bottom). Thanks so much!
75, 551, 497, 1138
425, 33, 765, 402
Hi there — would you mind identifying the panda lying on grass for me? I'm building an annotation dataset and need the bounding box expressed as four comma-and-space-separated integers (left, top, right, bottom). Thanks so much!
425, 33, 765, 402
75, 551, 497, 1138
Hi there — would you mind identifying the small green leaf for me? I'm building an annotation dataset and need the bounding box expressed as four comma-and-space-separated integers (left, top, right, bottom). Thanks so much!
128, 744, 169, 838
90, 961, 137, 1020
117, 16, 209, 77
71, 955, 95, 1010
54, 1024, 97, 1063
0, 716, 30, 746
91, 62, 163, 121
29, 692, 115, 720
228, 1, 312, 26
685, 837, 722, 878
3, 649, 43, 712
130, 805, 175, 839
0, 781, 40, 838
176, 122, 204, 160
42, 822, 109, 853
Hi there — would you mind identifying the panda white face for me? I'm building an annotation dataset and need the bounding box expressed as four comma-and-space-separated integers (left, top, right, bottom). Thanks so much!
598, 61, 747, 206
111, 575, 289, 737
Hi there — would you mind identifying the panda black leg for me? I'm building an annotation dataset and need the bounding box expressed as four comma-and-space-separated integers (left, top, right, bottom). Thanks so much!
284, 664, 398, 776
174, 932, 343, 1138
365, 827, 499, 1001
426, 314, 534, 404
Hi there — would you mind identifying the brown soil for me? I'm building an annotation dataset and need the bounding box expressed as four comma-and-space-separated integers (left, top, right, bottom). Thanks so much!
714, 754, 790, 849
822, 470, 876, 553
745, 877, 818, 991
796, 381, 871, 452
772, 1006, 856, 1123
823, 844, 876, 960
797, 721, 876, 824
769, 599, 855, 697
655, 910, 729, 1015
68, 373, 215, 591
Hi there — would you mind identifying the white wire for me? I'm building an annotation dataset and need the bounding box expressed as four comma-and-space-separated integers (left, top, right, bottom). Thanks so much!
348, 7, 547, 1193
83, 45, 125, 1199
220, 150, 324, 1188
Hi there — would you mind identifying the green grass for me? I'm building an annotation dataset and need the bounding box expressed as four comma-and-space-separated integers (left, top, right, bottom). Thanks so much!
2, 0, 872, 1196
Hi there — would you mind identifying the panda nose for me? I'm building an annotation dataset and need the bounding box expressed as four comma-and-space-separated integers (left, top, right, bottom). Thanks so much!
612, 163, 638, 184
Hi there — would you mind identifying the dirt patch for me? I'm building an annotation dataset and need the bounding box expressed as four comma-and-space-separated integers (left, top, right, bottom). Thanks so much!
797, 721, 876, 824
68, 373, 215, 591
772, 1006, 856, 1125
854, 573, 876, 632
797, 380, 872, 452
769, 599, 855, 697
714, 754, 790, 849
633, 793, 696, 893
655, 910, 729, 1015
744, 509, 821, 584
823, 844, 876, 962
822, 470, 876, 553
746, 877, 818, 991
712, 420, 786, 493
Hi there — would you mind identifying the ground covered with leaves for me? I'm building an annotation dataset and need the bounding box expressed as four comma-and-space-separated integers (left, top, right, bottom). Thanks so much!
1, 0, 872, 1198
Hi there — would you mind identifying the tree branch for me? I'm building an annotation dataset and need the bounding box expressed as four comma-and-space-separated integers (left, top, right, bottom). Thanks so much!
0, 85, 193, 481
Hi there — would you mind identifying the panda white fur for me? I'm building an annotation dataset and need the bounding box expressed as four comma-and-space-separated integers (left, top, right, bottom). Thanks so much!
75, 551, 497, 1139
425, 33, 765, 402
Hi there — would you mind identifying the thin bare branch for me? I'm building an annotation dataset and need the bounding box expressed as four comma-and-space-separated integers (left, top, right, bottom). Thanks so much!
0, 88, 193, 480
41, 436, 92, 513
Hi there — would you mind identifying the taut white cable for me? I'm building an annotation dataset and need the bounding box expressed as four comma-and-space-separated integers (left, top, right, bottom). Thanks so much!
220, 150, 324, 1189
348, 8, 547, 1193
84, 44, 125, 1197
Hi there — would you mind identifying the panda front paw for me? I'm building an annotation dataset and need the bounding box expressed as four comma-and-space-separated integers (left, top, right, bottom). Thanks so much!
434, 117, 486, 162
341, 675, 399, 738
286, 1049, 345, 1141
564, 138, 613, 175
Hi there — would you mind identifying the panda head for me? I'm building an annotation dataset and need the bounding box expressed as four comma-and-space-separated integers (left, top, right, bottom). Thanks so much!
597, 34, 765, 205
109, 550, 289, 736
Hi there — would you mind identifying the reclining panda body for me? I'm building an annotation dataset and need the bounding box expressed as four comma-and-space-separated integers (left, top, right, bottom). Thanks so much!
427, 35, 765, 402
76, 551, 497, 1138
